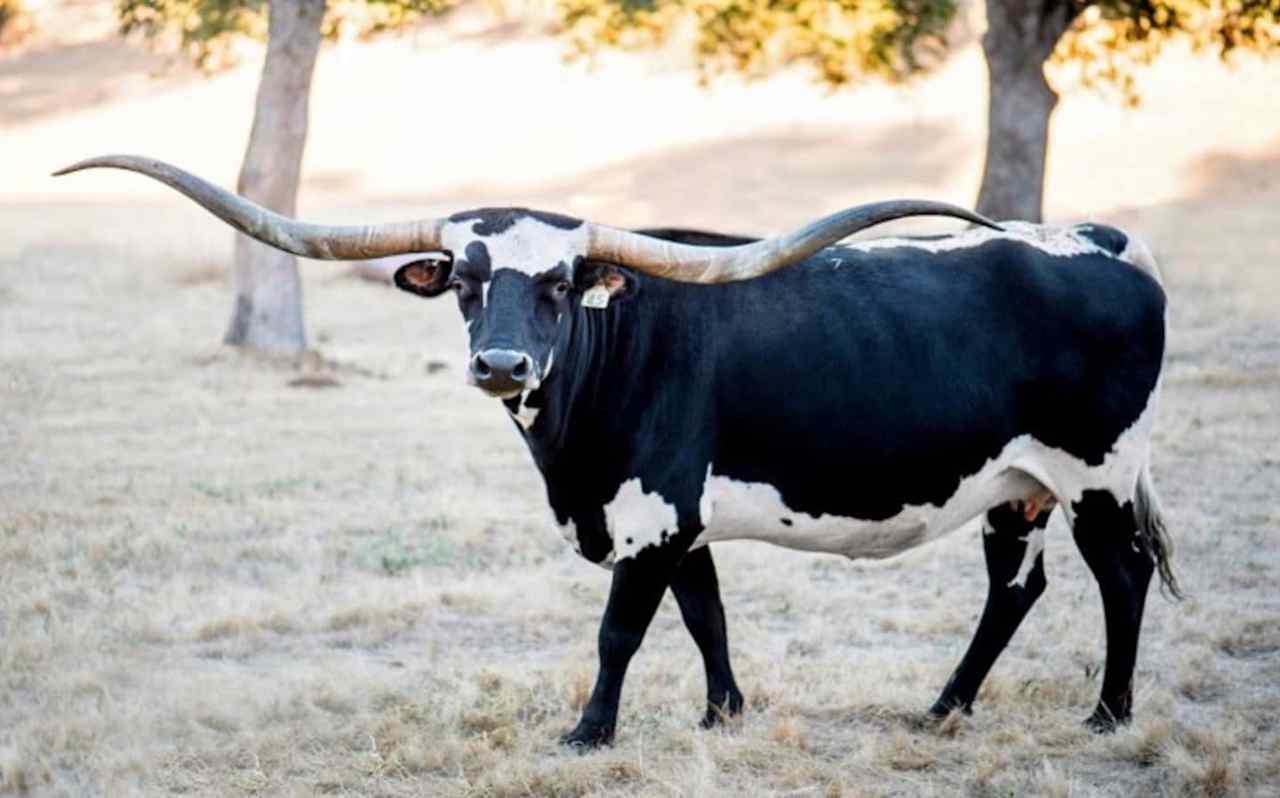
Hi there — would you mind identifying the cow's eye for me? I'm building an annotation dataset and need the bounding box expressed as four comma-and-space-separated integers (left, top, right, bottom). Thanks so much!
552, 280, 571, 298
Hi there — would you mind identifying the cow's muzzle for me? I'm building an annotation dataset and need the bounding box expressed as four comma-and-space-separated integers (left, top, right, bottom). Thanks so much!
470, 349, 536, 398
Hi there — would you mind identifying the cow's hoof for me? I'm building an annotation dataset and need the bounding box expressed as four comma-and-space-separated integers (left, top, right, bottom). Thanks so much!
1084, 707, 1128, 734
699, 689, 745, 729
559, 722, 614, 750
926, 701, 972, 722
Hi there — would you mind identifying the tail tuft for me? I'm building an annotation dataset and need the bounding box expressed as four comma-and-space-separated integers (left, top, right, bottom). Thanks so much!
1135, 464, 1183, 600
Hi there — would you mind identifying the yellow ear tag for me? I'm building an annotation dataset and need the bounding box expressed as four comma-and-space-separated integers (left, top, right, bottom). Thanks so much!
581, 284, 611, 309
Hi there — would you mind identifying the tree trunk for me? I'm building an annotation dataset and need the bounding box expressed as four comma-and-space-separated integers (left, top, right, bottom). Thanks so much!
974, 0, 1077, 223
224, 0, 326, 354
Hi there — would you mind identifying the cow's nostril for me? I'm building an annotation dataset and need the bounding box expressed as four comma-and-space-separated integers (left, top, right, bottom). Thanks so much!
472, 354, 492, 378
511, 359, 529, 380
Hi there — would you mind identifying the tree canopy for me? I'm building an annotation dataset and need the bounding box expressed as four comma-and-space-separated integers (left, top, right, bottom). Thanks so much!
1053, 1, 1280, 105
562, 0, 958, 85
563, 0, 1280, 97
0, 0, 33, 48
117, 0, 455, 69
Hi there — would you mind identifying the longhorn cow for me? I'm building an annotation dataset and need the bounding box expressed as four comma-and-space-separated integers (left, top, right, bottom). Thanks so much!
56, 156, 1179, 748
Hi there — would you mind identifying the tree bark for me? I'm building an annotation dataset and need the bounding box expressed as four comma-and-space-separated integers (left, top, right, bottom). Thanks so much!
224, 0, 326, 354
974, 0, 1077, 223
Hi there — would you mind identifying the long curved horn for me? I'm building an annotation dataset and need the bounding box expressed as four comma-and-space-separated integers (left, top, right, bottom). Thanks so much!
53, 155, 443, 259
586, 201, 1003, 283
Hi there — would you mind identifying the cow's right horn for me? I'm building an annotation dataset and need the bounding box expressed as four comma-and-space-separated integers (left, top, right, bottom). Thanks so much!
53, 155, 444, 259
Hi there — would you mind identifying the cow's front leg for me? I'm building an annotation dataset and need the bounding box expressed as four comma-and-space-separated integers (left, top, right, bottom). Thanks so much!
562, 553, 674, 748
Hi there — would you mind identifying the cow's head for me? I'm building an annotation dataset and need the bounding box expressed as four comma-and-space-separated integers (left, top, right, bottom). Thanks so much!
54, 155, 1001, 401
390, 209, 610, 398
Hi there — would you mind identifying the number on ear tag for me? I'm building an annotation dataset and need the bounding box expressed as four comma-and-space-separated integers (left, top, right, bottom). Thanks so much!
581, 285, 611, 309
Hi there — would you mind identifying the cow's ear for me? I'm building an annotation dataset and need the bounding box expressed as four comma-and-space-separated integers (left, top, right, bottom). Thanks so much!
394, 255, 453, 298
577, 262, 638, 308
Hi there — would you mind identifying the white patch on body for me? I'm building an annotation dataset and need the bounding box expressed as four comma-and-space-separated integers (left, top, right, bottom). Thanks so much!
606, 479, 679, 560
1009, 526, 1047, 589
1010, 385, 1158, 528
440, 216, 588, 277
847, 221, 1109, 260
691, 452, 1043, 560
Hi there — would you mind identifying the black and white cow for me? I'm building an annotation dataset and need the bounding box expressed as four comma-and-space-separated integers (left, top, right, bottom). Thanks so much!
57, 156, 1179, 748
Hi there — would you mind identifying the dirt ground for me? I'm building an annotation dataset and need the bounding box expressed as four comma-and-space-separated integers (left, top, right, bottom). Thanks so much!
2, 3, 1279, 796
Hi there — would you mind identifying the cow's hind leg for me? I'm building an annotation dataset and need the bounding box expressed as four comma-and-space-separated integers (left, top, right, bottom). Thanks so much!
1070, 489, 1155, 732
930, 502, 1051, 717
670, 546, 744, 728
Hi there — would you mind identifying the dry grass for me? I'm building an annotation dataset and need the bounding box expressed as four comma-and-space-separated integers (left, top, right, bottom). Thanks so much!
3, 2, 1280, 796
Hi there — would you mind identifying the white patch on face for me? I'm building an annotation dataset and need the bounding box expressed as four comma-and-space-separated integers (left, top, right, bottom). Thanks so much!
440, 215, 589, 278
543, 348, 555, 382
606, 479, 680, 561
847, 221, 1109, 260
1008, 526, 1047, 589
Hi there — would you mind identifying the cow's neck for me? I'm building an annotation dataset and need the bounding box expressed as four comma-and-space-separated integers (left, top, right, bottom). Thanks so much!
520, 278, 711, 507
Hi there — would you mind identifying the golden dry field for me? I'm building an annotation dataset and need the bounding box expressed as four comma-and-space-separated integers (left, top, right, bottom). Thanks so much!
2, 3, 1279, 795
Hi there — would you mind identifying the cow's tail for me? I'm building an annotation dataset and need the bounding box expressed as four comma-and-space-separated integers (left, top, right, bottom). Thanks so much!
1135, 462, 1183, 600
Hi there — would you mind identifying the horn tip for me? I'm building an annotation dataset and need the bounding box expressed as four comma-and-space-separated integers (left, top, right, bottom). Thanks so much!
51, 160, 88, 177
51, 154, 148, 178
52, 157, 111, 178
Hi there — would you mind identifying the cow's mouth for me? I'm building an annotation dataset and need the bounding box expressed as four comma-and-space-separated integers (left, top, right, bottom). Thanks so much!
479, 384, 524, 400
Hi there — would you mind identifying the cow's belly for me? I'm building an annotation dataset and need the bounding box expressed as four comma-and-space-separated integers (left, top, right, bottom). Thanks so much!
691, 437, 1050, 560
691, 468, 1038, 559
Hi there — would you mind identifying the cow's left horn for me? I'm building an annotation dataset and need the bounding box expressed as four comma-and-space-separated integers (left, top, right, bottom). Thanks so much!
585, 201, 1003, 283
53, 155, 444, 259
